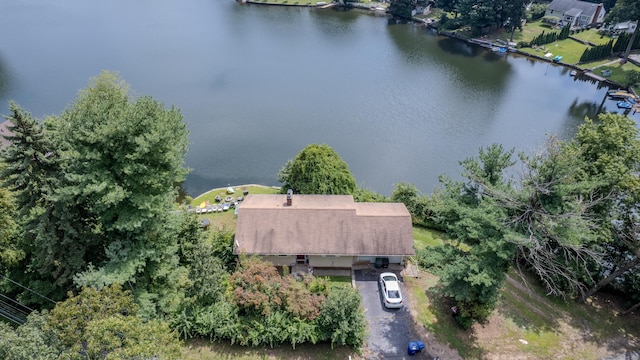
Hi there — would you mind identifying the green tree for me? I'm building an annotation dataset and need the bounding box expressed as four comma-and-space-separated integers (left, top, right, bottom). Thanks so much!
527, 3, 547, 21
503, 0, 528, 42
436, 0, 461, 16
391, 182, 433, 227
0, 312, 66, 360
389, 0, 415, 19
605, 0, 640, 63
626, 70, 640, 87
315, 286, 366, 349
567, 113, 640, 301
47, 284, 182, 359
0, 186, 21, 270
429, 145, 517, 327
83, 316, 182, 360
0, 102, 68, 303
278, 144, 356, 195
37, 71, 191, 316
0, 102, 58, 219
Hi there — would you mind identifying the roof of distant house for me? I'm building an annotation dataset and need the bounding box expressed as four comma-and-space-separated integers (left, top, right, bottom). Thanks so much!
234, 194, 415, 257
547, 0, 603, 18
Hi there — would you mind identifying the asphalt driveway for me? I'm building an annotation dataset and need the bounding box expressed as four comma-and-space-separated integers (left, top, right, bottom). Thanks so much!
355, 268, 431, 360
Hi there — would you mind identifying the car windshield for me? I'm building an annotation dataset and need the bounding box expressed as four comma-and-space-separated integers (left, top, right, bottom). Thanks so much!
387, 290, 401, 299
382, 275, 396, 282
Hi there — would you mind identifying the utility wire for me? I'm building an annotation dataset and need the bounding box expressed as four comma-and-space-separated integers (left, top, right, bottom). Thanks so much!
0, 274, 57, 304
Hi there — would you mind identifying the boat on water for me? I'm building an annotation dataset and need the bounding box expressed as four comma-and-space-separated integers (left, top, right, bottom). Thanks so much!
570, 70, 577, 76
617, 97, 636, 109
618, 101, 633, 109
608, 90, 636, 100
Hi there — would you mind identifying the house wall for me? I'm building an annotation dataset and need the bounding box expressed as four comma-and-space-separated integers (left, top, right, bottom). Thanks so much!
261, 255, 296, 267
356, 256, 405, 265
260, 255, 405, 268
308, 255, 354, 268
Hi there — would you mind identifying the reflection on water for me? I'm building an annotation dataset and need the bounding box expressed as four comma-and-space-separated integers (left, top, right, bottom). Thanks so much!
0, 55, 9, 98
0, 2, 637, 197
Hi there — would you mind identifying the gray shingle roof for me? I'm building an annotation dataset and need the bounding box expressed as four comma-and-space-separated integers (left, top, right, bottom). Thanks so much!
234, 194, 415, 257
547, 0, 601, 17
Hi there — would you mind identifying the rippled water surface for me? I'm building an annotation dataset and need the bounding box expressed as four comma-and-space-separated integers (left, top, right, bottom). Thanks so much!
0, 1, 636, 196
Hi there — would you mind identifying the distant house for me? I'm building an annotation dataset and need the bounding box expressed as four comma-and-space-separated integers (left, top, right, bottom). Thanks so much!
233, 194, 415, 272
544, 0, 606, 27
0, 120, 14, 149
612, 20, 638, 34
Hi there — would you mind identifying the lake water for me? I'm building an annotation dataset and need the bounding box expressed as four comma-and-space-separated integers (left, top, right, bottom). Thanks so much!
0, 1, 636, 196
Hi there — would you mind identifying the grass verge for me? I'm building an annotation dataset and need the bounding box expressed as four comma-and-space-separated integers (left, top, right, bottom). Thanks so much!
189, 185, 280, 229
182, 338, 359, 360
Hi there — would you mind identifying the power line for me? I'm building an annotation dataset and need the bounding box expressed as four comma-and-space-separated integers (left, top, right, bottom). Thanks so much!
0, 274, 57, 305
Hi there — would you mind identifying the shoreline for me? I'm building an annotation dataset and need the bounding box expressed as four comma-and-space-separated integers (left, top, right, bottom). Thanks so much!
240, 0, 628, 89
192, 184, 281, 200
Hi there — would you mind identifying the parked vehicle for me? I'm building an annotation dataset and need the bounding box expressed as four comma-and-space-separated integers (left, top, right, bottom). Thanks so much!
379, 272, 403, 309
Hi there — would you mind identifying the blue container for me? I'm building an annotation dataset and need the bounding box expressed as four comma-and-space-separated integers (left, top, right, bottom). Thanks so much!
407, 340, 425, 355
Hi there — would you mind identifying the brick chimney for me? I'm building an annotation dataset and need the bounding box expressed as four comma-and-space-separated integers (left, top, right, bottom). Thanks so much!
286, 189, 293, 206
592, 3, 603, 25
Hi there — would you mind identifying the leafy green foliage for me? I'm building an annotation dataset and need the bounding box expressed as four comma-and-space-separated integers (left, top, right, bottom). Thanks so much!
429, 153, 517, 327
389, 0, 414, 19
181, 257, 362, 349
391, 183, 433, 227
0, 102, 58, 219
315, 286, 366, 348
229, 257, 326, 320
579, 40, 614, 62
0, 313, 65, 360
47, 285, 138, 348
278, 144, 356, 195
45, 285, 182, 359
83, 316, 182, 360
605, 0, 640, 25
352, 186, 388, 202
530, 25, 570, 47
627, 70, 640, 87
0, 186, 21, 270
527, 3, 547, 21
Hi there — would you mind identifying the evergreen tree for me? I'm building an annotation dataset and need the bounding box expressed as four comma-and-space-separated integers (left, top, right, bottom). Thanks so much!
278, 144, 356, 195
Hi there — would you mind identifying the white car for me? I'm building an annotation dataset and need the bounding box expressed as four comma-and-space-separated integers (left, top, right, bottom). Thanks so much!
379, 272, 403, 309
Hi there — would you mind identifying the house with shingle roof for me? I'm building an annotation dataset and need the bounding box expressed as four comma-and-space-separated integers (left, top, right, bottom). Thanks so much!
233, 193, 414, 271
544, 0, 605, 27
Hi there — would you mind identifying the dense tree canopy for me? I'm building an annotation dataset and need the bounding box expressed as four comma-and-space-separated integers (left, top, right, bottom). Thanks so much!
434, 0, 528, 35
605, 0, 640, 62
1, 72, 191, 315
412, 113, 640, 327
278, 144, 356, 195
0, 186, 20, 271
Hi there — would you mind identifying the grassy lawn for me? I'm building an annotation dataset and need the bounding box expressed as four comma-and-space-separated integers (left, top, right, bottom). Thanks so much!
517, 37, 590, 64
590, 60, 640, 88
413, 226, 446, 250
571, 29, 614, 46
189, 185, 280, 230
405, 230, 640, 360
324, 275, 352, 288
